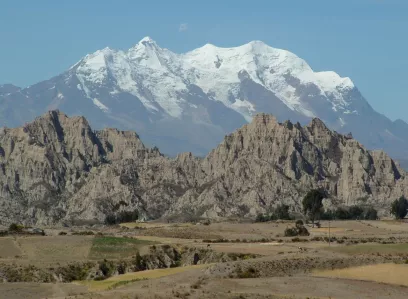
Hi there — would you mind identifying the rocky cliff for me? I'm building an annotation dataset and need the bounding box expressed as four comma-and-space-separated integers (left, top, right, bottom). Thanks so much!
0, 111, 406, 225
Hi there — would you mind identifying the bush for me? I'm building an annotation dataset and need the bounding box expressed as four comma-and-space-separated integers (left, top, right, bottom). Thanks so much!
295, 220, 304, 228
56, 262, 95, 282
284, 221, 309, 237
8, 223, 24, 233
105, 209, 139, 225
334, 207, 350, 220
349, 205, 364, 219
284, 227, 299, 237
255, 204, 291, 222
363, 207, 378, 220
274, 204, 291, 220
322, 205, 378, 220
320, 210, 334, 220
235, 266, 259, 278
391, 196, 408, 219
58, 231, 67, 236
255, 213, 269, 222
297, 225, 310, 236
134, 252, 147, 271
99, 259, 116, 278
202, 219, 211, 226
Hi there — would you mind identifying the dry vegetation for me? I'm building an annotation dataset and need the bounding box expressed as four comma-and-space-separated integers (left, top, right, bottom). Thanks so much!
1, 220, 408, 298
313, 263, 408, 287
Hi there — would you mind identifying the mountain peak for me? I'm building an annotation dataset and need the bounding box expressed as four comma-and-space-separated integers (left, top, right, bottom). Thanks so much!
245, 40, 268, 48
0, 84, 21, 95
133, 36, 159, 49
139, 36, 155, 43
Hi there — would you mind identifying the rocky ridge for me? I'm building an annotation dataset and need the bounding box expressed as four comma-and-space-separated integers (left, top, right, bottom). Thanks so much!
0, 111, 406, 225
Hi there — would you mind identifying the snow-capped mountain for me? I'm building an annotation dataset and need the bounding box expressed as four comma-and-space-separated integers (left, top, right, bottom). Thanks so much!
1, 37, 408, 164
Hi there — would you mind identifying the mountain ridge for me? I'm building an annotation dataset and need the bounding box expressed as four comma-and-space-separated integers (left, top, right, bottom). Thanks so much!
1, 37, 407, 164
0, 111, 406, 225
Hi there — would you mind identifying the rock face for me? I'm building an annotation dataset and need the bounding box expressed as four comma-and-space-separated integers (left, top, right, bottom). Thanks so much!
0, 111, 407, 225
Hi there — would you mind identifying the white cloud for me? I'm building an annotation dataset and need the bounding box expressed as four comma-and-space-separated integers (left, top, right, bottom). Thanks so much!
179, 23, 188, 32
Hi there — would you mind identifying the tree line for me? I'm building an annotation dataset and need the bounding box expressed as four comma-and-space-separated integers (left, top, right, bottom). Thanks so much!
256, 190, 408, 223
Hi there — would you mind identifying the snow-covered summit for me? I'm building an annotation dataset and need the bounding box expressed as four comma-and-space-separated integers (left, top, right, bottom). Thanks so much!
72, 37, 357, 122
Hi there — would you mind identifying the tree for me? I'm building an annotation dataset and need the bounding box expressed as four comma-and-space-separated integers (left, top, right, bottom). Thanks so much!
8, 223, 23, 233
335, 207, 351, 220
391, 196, 408, 219
274, 204, 291, 220
363, 207, 378, 220
349, 205, 364, 220
302, 189, 324, 227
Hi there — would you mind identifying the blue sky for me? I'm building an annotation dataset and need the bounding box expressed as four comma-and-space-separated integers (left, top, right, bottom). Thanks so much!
1, 0, 407, 121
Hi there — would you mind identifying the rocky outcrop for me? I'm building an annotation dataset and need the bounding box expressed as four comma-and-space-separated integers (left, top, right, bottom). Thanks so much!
0, 111, 407, 225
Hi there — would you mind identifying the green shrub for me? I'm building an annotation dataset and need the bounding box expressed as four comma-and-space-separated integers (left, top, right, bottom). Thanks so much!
134, 252, 147, 271
297, 225, 310, 236
8, 223, 24, 233
320, 210, 334, 220
56, 262, 95, 282
284, 227, 299, 237
334, 207, 350, 220
255, 213, 269, 222
284, 222, 309, 237
295, 220, 304, 228
105, 209, 139, 225
391, 196, 408, 219
235, 266, 259, 278
274, 204, 291, 220
99, 259, 116, 278
363, 207, 378, 220
349, 205, 364, 219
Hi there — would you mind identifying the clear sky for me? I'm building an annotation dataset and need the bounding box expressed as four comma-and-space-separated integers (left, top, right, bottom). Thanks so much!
1, 0, 407, 121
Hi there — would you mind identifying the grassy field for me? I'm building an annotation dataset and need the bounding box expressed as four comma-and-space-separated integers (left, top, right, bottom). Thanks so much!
312, 263, 408, 287
3, 236, 93, 266
77, 264, 211, 291
88, 236, 157, 260
0, 238, 23, 258
120, 222, 192, 229
326, 243, 408, 255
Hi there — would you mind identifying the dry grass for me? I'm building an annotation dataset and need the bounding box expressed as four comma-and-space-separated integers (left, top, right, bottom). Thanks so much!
16, 236, 93, 264
326, 243, 408, 255
77, 264, 211, 291
310, 227, 347, 233
120, 222, 192, 229
0, 238, 23, 258
313, 263, 408, 286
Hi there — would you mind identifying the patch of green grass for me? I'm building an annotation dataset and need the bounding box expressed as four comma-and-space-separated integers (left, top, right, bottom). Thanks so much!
89, 237, 157, 260
327, 243, 408, 255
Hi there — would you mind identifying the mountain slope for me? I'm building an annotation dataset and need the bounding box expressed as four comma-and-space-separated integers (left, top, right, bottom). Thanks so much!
0, 111, 407, 225
1, 37, 407, 162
